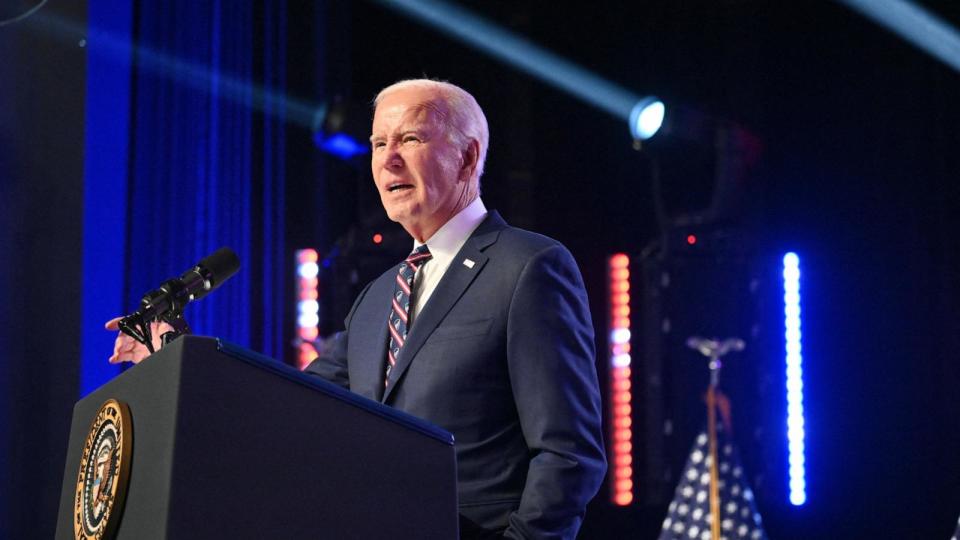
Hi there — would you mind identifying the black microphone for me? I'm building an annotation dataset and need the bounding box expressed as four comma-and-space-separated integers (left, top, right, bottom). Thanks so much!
119, 247, 240, 351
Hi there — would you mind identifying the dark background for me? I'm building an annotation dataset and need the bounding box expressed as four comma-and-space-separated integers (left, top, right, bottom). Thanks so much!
2, 1, 960, 538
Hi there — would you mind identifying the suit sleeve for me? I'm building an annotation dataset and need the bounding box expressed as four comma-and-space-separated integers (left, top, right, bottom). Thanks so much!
503, 244, 607, 539
303, 281, 374, 389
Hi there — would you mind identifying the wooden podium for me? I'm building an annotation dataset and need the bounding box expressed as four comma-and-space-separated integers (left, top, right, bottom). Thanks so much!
55, 336, 458, 539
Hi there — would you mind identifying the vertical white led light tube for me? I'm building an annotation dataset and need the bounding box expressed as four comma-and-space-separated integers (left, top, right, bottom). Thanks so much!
783, 252, 806, 505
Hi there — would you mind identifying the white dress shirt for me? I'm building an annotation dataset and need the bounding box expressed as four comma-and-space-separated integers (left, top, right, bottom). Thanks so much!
409, 197, 488, 325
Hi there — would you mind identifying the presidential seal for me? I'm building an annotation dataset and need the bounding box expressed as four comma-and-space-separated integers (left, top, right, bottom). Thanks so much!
74, 399, 132, 540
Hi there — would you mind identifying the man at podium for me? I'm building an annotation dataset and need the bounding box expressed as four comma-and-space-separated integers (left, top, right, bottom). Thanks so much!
108, 79, 606, 539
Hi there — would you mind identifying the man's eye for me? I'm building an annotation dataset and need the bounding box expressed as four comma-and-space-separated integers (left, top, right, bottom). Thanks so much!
403, 136, 420, 144
372, 141, 386, 149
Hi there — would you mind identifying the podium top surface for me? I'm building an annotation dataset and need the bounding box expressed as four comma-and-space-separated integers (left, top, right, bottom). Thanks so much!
199, 337, 454, 445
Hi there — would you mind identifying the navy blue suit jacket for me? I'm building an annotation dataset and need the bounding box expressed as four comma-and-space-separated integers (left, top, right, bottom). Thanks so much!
306, 212, 606, 539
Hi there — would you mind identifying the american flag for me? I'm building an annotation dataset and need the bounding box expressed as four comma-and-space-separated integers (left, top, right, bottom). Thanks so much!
658, 422, 767, 540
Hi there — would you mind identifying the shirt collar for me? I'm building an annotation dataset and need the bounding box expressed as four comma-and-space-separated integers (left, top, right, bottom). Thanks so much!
414, 197, 488, 259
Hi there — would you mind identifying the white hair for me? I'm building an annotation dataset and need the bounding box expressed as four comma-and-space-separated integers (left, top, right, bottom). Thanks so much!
374, 79, 489, 182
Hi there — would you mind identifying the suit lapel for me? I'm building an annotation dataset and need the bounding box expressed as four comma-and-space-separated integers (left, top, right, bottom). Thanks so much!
381, 212, 505, 403
353, 272, 395, 402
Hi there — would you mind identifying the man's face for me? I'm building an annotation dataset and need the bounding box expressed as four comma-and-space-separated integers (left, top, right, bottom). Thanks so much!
370, 87, 469, 242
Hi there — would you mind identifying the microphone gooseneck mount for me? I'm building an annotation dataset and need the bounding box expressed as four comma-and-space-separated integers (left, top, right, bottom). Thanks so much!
118, 247, 241, 353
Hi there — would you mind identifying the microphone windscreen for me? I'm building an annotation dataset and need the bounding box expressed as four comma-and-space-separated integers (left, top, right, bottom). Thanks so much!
198, 247, 241, 290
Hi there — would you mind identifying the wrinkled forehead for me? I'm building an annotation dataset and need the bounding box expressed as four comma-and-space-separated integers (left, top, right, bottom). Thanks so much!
372, 93, 451, 133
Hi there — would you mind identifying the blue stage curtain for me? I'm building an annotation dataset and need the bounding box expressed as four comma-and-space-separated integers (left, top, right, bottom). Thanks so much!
259, 2, 288, 360
128, 0, 288, 355
81, 0, 134, 395
82, 0, 288, 394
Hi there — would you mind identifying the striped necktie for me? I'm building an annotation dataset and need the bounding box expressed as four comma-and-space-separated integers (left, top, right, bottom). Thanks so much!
385, 245, 432, 385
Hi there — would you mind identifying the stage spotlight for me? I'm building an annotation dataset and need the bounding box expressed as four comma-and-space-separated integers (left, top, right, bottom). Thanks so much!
629, 98, 665, 141
313, 132, 368, 160
312, 97, 371, 160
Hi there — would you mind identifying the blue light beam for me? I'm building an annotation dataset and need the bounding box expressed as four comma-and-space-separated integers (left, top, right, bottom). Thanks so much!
839, 0, 960, 74
373, 0, 663, 139
28, 11, 323, 130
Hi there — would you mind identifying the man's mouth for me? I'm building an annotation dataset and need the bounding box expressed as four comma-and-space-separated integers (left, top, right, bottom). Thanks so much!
387, 183, 414, 193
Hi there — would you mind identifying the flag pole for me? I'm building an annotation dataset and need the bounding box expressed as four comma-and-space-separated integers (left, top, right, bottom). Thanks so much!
686, 337, 745, 540
706, 361, 721, 540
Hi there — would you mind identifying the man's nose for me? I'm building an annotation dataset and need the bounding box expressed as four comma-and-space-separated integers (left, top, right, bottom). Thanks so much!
385, 144, 403, 168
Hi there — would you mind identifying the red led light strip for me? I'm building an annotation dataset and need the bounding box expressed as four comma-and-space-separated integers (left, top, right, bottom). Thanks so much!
608, 253, 633, 506
296, 249, 320, 370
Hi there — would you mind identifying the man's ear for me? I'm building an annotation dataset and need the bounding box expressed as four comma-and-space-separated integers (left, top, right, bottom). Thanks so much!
459, 139, 480, 181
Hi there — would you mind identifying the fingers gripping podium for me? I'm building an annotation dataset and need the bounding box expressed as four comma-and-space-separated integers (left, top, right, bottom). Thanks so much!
56, 336, 459, 539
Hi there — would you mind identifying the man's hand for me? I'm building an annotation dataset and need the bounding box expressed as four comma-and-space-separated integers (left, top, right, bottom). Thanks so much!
105, 317, 172, 364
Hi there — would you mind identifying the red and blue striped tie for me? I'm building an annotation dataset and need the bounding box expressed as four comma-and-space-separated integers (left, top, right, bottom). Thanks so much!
386, 245, 432, 385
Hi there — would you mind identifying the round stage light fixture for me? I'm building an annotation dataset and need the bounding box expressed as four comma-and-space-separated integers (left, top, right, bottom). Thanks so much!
629, 98, 665, 140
